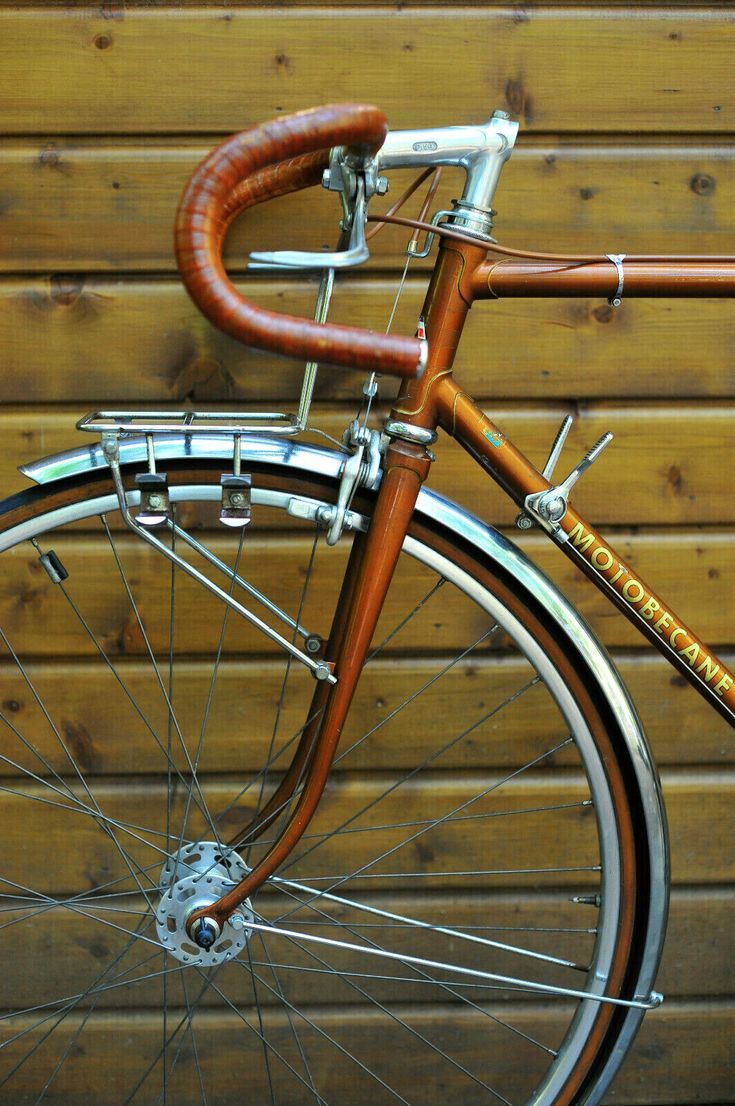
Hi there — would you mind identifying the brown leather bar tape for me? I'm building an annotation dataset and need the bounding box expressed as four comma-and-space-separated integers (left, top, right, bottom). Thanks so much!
175, 104, 424, 378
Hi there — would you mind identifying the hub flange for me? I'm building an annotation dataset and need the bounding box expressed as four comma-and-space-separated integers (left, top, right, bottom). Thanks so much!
156, 841, 254, 967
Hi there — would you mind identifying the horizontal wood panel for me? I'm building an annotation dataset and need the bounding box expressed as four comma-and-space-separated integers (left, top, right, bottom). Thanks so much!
1, 404, 734, 527
4, 887, 729, 1011
2, 651, 731, 777
0, 526, 732, 651
0, 1002, 731, 1103
1, 9, 733, 135
2, 769, 732, 889
2, 772, 606, 892
0, 525, 733, 650
2, 277, 735, 402
1, 140, 733, 271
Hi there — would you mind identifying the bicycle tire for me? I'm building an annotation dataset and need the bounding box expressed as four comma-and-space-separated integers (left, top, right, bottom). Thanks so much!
0, 443, 667, 1105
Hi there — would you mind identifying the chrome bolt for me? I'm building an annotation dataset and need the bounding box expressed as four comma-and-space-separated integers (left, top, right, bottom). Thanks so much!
492, 109, 512, 120
313, 661, 332, 682
229, 492, 245, 507
228, 912, 246, 932
376, 176, 389, 196
321, 169, 331, 189
147, 494, 162, 509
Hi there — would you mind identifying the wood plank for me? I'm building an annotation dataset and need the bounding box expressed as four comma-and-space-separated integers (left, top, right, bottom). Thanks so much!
1, 768, 732, 890
1, 403, 734, 528
0, 525, 732, 652
0, 522, 732, 651
0, 1002, 731, 1104
3, 886, 729, 1011
0, 771, 608, 893
1, 138, 733, 271
2, 276, 735, 402
1, 650, 731, 778
0, 9, 733, 135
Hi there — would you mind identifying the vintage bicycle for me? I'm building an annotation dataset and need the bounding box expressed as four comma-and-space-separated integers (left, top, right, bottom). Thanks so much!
1, 103, 732, 1104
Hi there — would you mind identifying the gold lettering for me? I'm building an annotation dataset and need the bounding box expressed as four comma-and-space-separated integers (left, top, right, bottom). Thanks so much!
696, 655, 720, 683
609, 565, 626, 585
591, 546, 614, 571
639, 596, 661, 620
622, 579, 644, 602
654, 612, 672, 635
714, 674, 734, 697
568, 522, 595, 553
678, 642, 700, 667
669, 627, 687, 648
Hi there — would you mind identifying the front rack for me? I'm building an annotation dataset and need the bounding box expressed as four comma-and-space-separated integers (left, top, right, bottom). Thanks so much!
76, 409, 303, 437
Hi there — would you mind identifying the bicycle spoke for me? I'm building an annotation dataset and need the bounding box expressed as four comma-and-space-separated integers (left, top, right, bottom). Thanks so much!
246, 942, 278, 1106
174, 526, 246, 865
257, 916, 514, 1106
248, 530, 321, 860
0, 624, 159, 912
234, 961, 412, 1105
193, 966, 339, 1105
256, 931, 325, 1105
269, 879, 559, 1058
50, 571, 215, 831
271, 875, 585, 971
100, 517, 223, 849
278, 685, 562, 910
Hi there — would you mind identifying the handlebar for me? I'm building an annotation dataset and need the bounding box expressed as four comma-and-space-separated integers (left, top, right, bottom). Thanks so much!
174, 103, 426, 380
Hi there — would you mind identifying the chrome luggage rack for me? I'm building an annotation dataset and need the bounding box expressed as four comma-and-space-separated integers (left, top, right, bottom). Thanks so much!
76, 409, 305, 438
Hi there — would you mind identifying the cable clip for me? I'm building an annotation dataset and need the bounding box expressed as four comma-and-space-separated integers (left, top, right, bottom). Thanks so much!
606, 253, 626, 307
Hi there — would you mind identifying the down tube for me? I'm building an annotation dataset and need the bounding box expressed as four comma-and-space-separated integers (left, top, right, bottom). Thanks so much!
437, 380, 735, 729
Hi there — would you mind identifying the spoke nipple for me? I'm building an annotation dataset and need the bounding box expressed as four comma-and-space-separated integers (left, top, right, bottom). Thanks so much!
190, 916, 221, 951
571, 894, 601, 907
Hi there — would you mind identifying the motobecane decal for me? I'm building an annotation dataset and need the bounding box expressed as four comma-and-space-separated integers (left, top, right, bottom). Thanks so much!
566, 520, 734, 699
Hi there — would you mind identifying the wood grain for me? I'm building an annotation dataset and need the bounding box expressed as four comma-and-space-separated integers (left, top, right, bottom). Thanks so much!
0, 139, 733, 271
1, 9, 733, 135
0, 527, 732, 651
1, 650, 731, 775
2, 277, 735, 402
0, 5, 732, 1101
0, 1002, 731, 1103
1, 404, 734, 528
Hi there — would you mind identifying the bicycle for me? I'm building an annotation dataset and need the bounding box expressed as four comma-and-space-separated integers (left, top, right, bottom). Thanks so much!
0, 102, 731, 1104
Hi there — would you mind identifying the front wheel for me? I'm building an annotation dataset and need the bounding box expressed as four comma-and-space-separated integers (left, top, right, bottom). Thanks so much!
0, 444, 667, 1105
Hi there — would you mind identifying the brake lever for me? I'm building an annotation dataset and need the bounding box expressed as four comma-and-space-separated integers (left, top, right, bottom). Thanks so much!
248, 176, 369, 271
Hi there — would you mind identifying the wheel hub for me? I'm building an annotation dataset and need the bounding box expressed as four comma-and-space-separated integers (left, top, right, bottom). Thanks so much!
155, 841, 254, 967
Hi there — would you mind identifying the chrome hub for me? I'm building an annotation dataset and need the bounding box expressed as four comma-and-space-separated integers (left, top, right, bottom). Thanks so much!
155, 841, 254, 967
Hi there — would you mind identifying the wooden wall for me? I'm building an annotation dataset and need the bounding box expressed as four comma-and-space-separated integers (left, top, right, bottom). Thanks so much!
0, 3, 733, 1102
